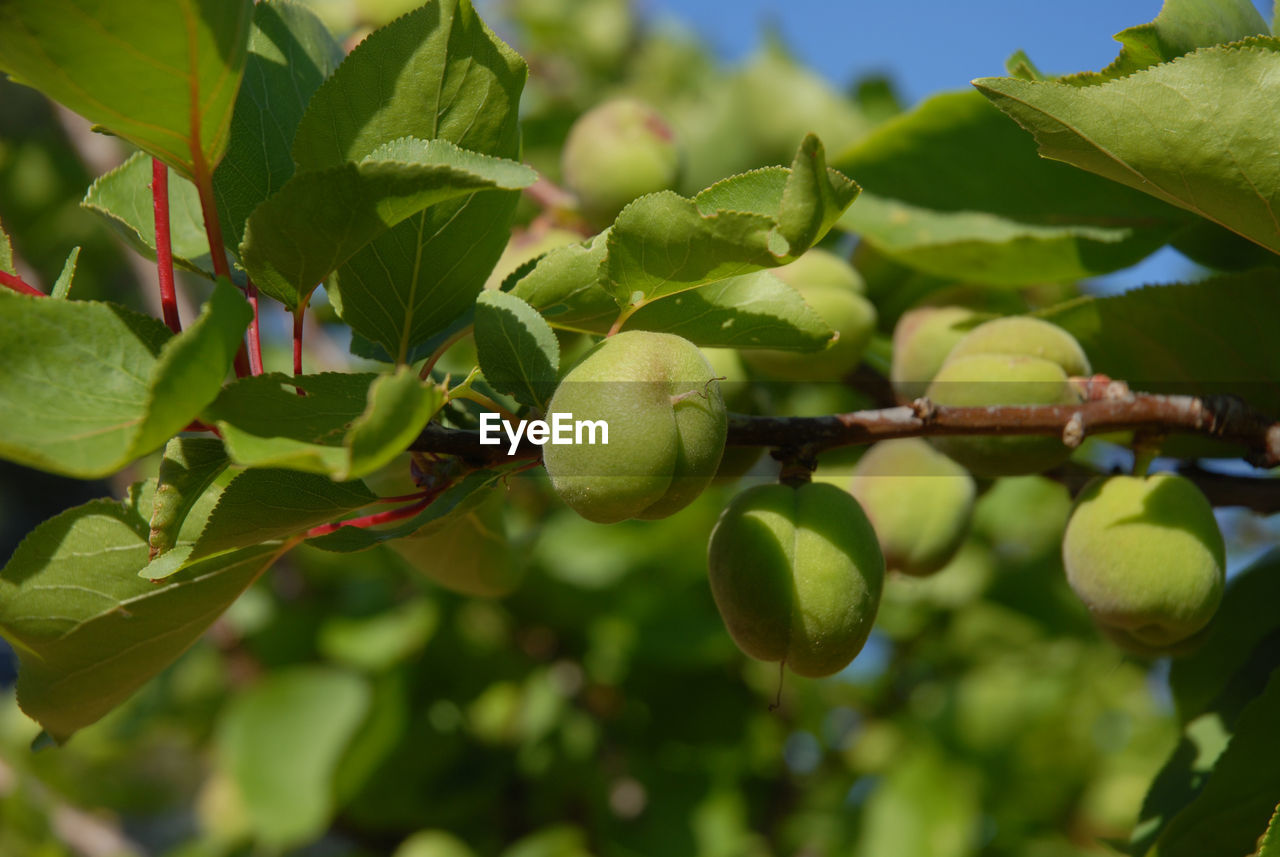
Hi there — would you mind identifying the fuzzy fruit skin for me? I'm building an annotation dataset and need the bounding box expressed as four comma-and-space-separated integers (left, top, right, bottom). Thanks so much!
944, 316, 1091, 378
707, 482, 885, 677
890, 306, 986, 402
561, 98, 682, 227
850, 439, 976, 576
743, 251, 877, 381
1062, 474, 1225, 652
543, 331, 726, 523
926, 353, 1083, 477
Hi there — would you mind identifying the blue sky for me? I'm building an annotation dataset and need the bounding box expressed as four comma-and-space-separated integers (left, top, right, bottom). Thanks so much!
640, 0, 1273, 291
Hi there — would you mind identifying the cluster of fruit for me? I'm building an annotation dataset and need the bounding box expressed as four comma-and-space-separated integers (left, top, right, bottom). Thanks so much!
523, 96, 1226, 677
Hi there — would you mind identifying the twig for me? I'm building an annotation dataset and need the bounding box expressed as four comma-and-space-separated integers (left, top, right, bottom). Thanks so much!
151, 159, 182, 333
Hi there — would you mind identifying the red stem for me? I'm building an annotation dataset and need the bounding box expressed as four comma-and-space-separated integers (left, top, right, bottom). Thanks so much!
245, 278, 264, 376
292, 304, 305, 377
0, 270, 43, 297
191, 153, 251, 377
305, 496, 432, 539
151, 159, 182, 334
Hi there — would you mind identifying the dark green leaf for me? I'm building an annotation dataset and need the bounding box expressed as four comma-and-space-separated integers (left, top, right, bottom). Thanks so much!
204, 369, 443, 479
213, 0, 343, 249
218, 667, 371, 848
1260, 802, 1280, 857
834, 90, 1186, 284
148, 437, 231, 558
1040, 271, 1280, 420
82, 152, 222, 279
241, 139, 534, 310
0, 279, 252, 478
0, 0, 253, 179
0, 496, 281, 743
976, 39, 1280, 255
474, 291, 559, 409
291, 0, 528, 363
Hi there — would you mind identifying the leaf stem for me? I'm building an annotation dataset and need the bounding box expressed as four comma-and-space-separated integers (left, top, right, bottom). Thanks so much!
151, 159, 182, 334
420, 325, 472, 380
305, 496, 433, 539
292, 298, 308, 378
244, 278, 264, 376
190, 154, 251, 378
0, 270, 44, 297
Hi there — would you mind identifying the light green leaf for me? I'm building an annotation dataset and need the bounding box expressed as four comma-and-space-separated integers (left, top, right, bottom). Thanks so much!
1143, 668, 1280, 857
1062, 0, 1266, 85
474, 291, 559, 409
49, 246, 79, 300
0, 0, 253, 179
291, 0, 528, 364
204, 369, 444, 479
0, 497, 282, 743
218, 667, 371, 849
508, 231, 618, 334
148, 437, 231, 558
82, 152, 222, 279
622, 270, 835, 350
834, 90, 1187, 284
213, 0, 343, 249
0, 278, 252, 478
1259, 801, 1280, 857
241, 138, 534, 310
1040, 271, 1280, 420
144, 468, 378, 580
975, 38, 1280, 255
0, 217, 14, 274
318, 600, 438, 672
604, 135, 858, 303
856, 744, 981, 857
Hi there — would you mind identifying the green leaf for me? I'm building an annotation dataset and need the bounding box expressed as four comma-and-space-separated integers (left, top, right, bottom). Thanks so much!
833, 90, 1186, 284
856, 744, 981, 857
975, 38, 1280, 256
49, 246, 79, 300
0, 0, 253, 179
508, 231, 619, 334
1133, 710, 1233, 857
0, 279, 252, 478
622, 270, 835, 350
144, 468, 378, 580
1260, 801, 1280, 857
83, 152, 221, 279
318, 600, 438, 672
148, 437, 231, 558
474, 291, 560, 409
1040, 271, 1280, 420
1062, 0, 1267, 85
204, 369, 444, 479
218, 667, 371, 849
240, 138, 535, 310
291, 0, 528, 363
0, 497, 282, 743
212, 0, 343, 250
605, 136, 858, 303
307, 469, 507, 552
0, 216, 14, 274
1142, 668, 1280, 857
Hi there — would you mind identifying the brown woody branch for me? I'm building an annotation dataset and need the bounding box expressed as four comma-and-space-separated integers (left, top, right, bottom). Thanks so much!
408, 380, 1280, 509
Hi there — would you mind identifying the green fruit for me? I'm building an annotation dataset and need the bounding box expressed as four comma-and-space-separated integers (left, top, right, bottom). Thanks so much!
389, 492, 524, 597
927, 353, 1083, 476
743, 250, 877, 381
945, 316, 1091, 378
890, 306, 986, 402
707, 482, 885, 677
849, 439, 976, 576
1062, 474, 1225, 652
561, 98, 682, 227
543, 331, 726, 523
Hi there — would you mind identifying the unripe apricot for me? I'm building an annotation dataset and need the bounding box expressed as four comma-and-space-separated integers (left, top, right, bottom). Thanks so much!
1062, 474, 1225, 653
849, 439, 976, 576
389, 492, 523, 597
743, 250, 877, 381
926, 353, 1083, 476
561, 98, 682, 227
945, 316, 1091, 378
890, 306, 985, 402
543, 331, 726, 523
707, 481, 885, 677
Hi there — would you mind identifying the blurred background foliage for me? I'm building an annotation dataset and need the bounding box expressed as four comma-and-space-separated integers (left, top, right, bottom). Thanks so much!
1, 0, 1278, 855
